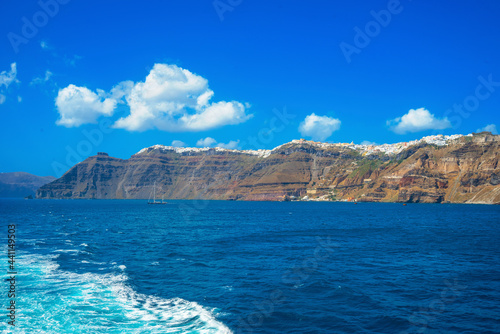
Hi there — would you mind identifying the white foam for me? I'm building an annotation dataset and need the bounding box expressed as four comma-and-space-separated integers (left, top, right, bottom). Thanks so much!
52, 249, 91, 255
53, 249, 80, 253
3, 252, 232, 334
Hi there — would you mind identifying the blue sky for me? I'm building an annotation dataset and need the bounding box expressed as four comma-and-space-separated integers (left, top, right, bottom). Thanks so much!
0, 0, 499, 177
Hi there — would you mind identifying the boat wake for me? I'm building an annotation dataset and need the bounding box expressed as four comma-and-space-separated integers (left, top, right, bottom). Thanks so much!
1, 252, 232, 333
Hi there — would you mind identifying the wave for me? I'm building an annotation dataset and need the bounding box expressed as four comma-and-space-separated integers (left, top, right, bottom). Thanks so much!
1, 252, 232, 333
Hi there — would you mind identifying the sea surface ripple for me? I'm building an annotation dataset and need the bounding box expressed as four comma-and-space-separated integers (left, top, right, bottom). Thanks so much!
1, 199, 499, 333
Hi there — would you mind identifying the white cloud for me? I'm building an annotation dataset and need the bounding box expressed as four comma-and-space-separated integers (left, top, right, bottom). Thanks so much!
388, 108, 451, 134
0, 63, 18, 87
110, 80, 134, 101
171, 140, 186, 147
17, 96, 22, 103
216, 140, 240, 149
298, 113, 341, 141
196, 137, 240, 149
55, 84, 117, 127
476, 124, 498, 135
30, 70, 53, 85
361, 140, 377, 146
0, 63, 19, 104
54, 63, 252, 131
177, 101, 249, 131
112, 63, 252, 132
196, 137, 217, 147
40, 41, 49, 49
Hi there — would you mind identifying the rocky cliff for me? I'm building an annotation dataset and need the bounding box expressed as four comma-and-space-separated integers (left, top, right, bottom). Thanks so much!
37, 133, 500, 204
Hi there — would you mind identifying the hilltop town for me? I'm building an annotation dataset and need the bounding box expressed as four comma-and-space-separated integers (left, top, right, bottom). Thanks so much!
288, 134, 468, 156
136, 134, 469, 158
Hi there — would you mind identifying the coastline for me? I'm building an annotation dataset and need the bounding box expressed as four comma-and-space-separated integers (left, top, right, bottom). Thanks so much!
22, 197, 500, 205
35, 133, 500, 205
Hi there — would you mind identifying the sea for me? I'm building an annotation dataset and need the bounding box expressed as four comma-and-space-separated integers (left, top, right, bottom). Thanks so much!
1, 199, 499, 333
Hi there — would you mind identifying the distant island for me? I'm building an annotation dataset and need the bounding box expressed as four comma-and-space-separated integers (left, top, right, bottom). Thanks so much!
0, 172, 55, 198
37, 132, 500, 204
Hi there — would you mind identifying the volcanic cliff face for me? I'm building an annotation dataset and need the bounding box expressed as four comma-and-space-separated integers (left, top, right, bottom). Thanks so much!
37, 134, 500, 204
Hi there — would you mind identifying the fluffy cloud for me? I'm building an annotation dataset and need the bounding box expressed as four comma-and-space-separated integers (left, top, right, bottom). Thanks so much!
56, 64, 251, 132
171, 140, 186, 147
112, 63, 252, 132
196, 137, 240, 149
476, 124, 498, 135
110, 80, 134, 101
216, 140, 240, 149
196, 137, 217, 147
388, 108, 451, 134
0, 63, 19, 104
298, 113, 341, 141
55, 84, 117, 127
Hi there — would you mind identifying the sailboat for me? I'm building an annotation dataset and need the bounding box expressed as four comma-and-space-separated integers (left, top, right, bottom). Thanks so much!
148, 181, 167, 204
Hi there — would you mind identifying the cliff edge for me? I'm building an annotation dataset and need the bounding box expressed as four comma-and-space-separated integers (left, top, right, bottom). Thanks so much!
37, 133, 500, 204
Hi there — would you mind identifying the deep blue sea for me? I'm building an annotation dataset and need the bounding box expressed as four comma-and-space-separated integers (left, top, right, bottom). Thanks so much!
1, 199, 499, 333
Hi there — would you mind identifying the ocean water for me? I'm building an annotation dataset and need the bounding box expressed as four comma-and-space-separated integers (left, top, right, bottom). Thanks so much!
1, 199, 499, 333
